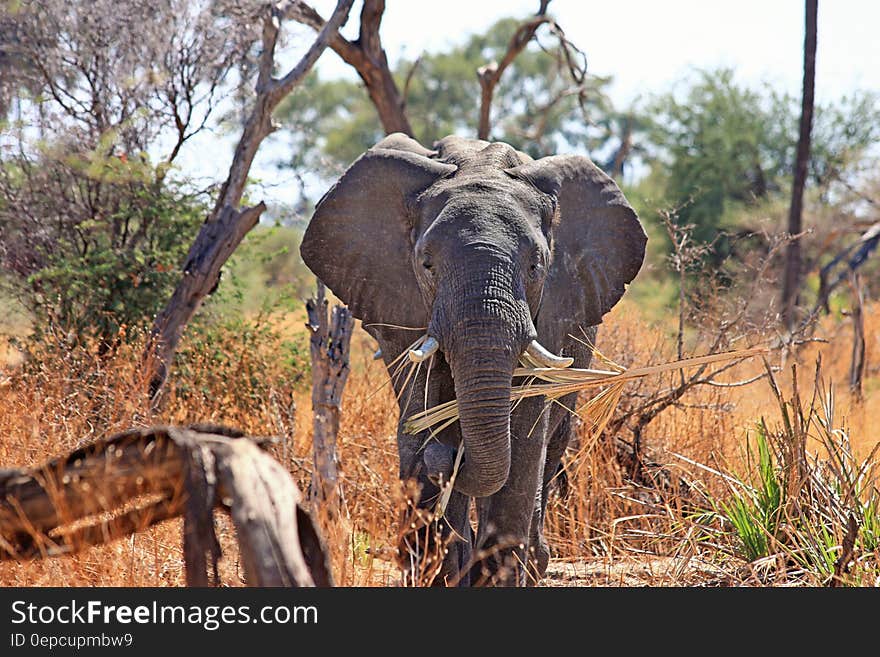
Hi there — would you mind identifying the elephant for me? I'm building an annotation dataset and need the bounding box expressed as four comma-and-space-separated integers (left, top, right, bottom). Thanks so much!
300, 133, 646, 586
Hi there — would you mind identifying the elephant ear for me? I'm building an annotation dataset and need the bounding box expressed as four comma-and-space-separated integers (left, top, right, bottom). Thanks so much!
507, 155, 647, 330
300, 145, 456, 329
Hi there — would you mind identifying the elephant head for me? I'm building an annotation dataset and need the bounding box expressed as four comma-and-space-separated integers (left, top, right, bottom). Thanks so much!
300, 134, 646, 498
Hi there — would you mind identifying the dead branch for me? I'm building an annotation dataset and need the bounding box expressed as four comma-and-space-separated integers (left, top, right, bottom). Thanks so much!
814, 221, 880, 315
475, 0, 589, 141
288, 0, 413, 135
477, 1, 552, 140
0, 425, 333, 587
146, 0, 354, 401
401, 55, 423, 111
848, 272, 865, 399
306, 282, 354, 507
598, 218, 807, 489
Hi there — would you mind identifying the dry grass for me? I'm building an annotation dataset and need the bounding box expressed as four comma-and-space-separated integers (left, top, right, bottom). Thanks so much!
404, 346, 768, 436
0, 298, 877, 586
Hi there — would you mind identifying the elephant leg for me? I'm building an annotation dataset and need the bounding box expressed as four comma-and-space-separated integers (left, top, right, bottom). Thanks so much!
523, 332, 594, 584
527, 480, 550, 585
388, 346, 471, 587
418, 440, 474, 584
440, 491, 472, 587
470, 397, 550, 586
396, 422, 473, 586
528, 409, 575, 584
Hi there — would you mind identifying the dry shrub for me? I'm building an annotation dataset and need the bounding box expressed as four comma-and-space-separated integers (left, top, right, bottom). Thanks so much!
544, 297, 879, 584
0, 292, 877, 586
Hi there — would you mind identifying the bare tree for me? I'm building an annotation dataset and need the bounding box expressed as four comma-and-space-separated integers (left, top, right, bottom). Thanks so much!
475, 0, 588, 141
288, 0, 412, 135
781, 0, 818, 328
1, 0, 260, 163
146, 0, 354, 398
291, 0, 590, 144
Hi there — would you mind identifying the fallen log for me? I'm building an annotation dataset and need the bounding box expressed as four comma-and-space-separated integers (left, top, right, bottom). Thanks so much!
0, 425, 332, 587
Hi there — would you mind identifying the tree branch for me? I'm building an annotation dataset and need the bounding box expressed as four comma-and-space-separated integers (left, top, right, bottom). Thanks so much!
257, 6, 281, 93
284, 0, 362, 64
475, 0, 588, 142
146, 0, 354, 400
401, 55, 423, 110
270, 0, 353, 103
288, 0, 412, 135
477, 5, 552, 140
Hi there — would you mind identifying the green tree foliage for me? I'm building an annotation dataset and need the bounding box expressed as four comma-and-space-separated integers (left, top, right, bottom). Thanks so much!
0, 142, 207, 346
28, 180, 206, 345
809, 92, 880, 190
0, 0, 259, 347
644, 68, 880, 244
645, 69, 794, 244
277, 17, 613, 174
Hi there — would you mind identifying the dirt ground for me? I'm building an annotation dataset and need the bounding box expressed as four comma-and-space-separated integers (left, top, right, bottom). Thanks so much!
542, 557, 731, 587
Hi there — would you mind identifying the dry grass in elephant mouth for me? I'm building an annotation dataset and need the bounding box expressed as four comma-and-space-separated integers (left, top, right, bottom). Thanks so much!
403, 345, 768, 436
402, 344, 768, 515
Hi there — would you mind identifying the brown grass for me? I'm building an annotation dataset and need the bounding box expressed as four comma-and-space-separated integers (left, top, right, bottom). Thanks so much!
0, 298, 877, 586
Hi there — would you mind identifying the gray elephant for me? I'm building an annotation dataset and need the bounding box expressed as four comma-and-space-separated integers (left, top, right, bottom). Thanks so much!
300, 133, 646, 586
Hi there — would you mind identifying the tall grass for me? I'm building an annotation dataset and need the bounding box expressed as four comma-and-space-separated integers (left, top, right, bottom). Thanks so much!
0, 299, 877, 586
685, 363, 880, 585
711, 422, 785, 562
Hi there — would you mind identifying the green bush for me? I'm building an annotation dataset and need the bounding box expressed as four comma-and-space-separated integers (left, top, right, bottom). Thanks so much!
25, 177, 206, 347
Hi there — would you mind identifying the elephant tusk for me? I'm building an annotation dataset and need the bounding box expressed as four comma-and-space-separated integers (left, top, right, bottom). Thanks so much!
408, 336, 439, 363
525, 340, 574, 368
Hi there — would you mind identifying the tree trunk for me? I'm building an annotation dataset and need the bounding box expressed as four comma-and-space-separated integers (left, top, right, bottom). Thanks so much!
306, 282, 354, 507
145, 0, 354, 400
848, 272, 865, 399
781, 0, 818, 328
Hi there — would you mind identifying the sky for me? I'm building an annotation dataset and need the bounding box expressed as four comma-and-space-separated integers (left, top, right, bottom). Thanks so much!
180, 0, 880, 208
313, 0, 879, 105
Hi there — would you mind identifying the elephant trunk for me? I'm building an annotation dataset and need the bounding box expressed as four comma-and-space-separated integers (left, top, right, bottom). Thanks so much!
431, 251, 534, 498
448, 340, 515, 497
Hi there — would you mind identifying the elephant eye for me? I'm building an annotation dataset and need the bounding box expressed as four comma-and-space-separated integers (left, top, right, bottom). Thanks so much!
529, 250, 545, 277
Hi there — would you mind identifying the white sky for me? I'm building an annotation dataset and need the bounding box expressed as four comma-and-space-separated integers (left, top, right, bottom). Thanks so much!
316, 0, 879, 105
180, 0, 880, 207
